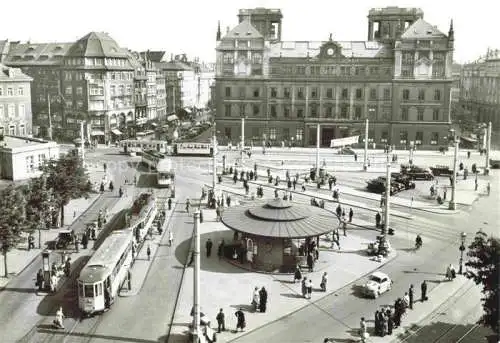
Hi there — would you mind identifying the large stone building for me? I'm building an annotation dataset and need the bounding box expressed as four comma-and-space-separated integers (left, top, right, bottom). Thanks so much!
459, 49, 500, 132
0, 64, 33, 137
215, 7, 455, 148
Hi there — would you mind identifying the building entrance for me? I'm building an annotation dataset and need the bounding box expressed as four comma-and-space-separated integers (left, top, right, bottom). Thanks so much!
321, 128, 334, 147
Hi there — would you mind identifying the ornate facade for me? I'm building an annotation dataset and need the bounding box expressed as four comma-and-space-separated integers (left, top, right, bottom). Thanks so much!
215, 7, 455, 148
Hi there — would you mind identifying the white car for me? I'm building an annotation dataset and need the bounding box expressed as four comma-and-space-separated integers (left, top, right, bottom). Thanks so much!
363, 272, 392, 298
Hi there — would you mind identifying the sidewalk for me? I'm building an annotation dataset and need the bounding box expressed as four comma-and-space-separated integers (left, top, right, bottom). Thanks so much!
119, 199, 178, 297
168, 209, 397, 343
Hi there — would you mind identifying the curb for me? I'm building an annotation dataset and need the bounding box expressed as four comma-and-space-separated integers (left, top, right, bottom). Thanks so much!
0, 193, 103, 290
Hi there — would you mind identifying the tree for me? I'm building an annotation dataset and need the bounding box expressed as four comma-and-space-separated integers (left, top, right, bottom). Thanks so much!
41, 153, 91, 227
465, 230, 499, 333
22, 176, 57, 248
0, 185, 27, 277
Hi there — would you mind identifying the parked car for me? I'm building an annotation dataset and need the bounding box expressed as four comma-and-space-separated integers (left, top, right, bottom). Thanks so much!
363, 272, 393, 298
429, 165, 454, 176
366, 179, 399, 195
49, 230, 74, 250
390, 173, 416, 189
400, 164, 434, 180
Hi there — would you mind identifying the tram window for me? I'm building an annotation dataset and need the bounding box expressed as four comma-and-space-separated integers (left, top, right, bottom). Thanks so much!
84, 284, 94, 297
78, 282, 84, 297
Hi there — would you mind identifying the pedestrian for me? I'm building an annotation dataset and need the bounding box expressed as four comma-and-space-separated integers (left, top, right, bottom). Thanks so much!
386, 309, 393, 335
374, 310, 380, 336
342, 220, 347, 237
235, 308, 246, 332
294, 265, 302, 283
301, 277, 307, 298
348, 208, 353, 223
375, 212, 381, 228
168, 230, 173, 246
307, 252, 314, 272
487, 182, 491, 195
306, 279, 313, 299
259, 287, 268, 312
320, 272, 328, 292
409, 284, 414, 309
216, 308, 225, 333
36, 268, 44, 291
403, 292, 410, 309
81, 232, 88, 249
443, 188, 447, 200
168, 198, 172, 210
336, 204, 342, 217
421, 280, 428, 301
359, 317, 367, 342
381, 311, 388, 337
147, 245, 151, 261
205, 238, 213, 258
252, 287, 260, 312
217, 239, 225, 259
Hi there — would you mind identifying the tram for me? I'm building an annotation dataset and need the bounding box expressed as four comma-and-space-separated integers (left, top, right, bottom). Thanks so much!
77, 230, 133, 316
120, 139, 169, 156
157, 159, 175, 188
141, 149, 167, 170
173, 142, 213, 157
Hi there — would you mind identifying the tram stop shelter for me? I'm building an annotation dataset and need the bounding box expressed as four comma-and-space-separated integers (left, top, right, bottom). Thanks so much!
221, 198, 339, 273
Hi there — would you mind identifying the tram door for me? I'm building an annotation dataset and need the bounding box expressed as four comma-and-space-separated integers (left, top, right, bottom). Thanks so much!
93, 281, 105, 312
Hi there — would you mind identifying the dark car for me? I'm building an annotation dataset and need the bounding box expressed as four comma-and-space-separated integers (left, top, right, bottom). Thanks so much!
338, 147, 356, 155
390, 173, 416, 189
49, 230, 74, 250
400, 164, 434, 180
366, 179, 399, 195
377, 177, 406, 192
429, 165, 454, 176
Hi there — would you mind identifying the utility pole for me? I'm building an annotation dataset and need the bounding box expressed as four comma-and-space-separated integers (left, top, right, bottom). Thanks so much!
47, 93, 53, 141
80, 121, 85, 161
484, 121, 492, 175
212, 126, 217, 192
316, 123, 320, 177
363, 118, 369, 171
449, 133, 459, 210
241, 117, 245, 159
191, 211, 201, 343
384, 151, 391, 234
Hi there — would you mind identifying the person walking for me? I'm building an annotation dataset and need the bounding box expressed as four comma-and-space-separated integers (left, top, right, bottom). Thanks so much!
307, 252, 314, 272
252, 287, 260, 312
320, 272, 328, 292
348, 208, 353, 223
421, 280, 428, 301
301, 277, 307, 298
259, 287, 268, 313
146, 245, 151, 261
205, 238, 213, 258
294, 265, 302, 283
168, 230, 173, 247
216, 308, 225, 333
409, 284, 414, 309
359, 317, 368, 342
306, 279, 313, 299
386, 309, 394, 335
235, 308, 246, 332
217, 239, 225, 259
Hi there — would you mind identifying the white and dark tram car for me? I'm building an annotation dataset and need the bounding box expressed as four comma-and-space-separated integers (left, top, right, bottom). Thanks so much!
78, 230, 133, 316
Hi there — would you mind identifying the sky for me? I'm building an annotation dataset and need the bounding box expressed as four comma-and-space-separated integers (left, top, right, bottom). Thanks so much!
1, 0, 498, 64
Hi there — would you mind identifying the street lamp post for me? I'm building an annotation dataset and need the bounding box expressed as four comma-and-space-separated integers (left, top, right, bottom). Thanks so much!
458, 231, 467, 274
383, 150, 391, 234
363, 118, 369, 171
484, 121, 492, 175
316, 123, 321, 178
449, 130, 459, 210
191, 211, 201, 342
240, 117, 245, 159
212, 126, 217, 192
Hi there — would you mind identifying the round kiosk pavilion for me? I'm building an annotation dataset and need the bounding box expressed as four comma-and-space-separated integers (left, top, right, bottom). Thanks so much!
221, 198, 339, 273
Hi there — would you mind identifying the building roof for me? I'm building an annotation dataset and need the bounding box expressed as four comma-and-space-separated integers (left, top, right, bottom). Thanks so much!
0, 135, 55, 149
67, 32, 128, 58
368, 6, 423, 16
268, 41, 392, 59
4, 42, 73, 66
400, 18, 446, 39
0, 64, 32, 81
223, 19, 263, 40
140, 51, 166, 63
158, 60, 193, 71
221, 199, 339, 239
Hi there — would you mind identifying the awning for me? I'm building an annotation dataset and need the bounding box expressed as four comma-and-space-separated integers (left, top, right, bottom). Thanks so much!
111, 129, 122, 135
167, 114, 179, 121
91, 130, 105, 136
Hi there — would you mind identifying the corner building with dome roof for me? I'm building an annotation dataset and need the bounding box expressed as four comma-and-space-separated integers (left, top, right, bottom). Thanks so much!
214, 7, 455, 149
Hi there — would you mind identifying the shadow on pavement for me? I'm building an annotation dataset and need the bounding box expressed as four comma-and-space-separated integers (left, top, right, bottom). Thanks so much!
280, 292, 303, 299
174, 230, 247, 274
395, 321, 497, 343
350, 284, 366, 298
230, 304, 255, 312
36, 327, 160, 343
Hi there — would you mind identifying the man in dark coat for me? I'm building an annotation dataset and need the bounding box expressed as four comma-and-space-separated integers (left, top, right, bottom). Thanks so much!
235, 308, 246, 332
336, 204, 342, 217
216, 308, 225, 333
386, 309, 393, 335
349, 208, 354, 222
421, 280, 428, 301
206, 238, 213, 258
259, 287, 268, 313
217, 239, 225, 259
409, 284, 414, 309
307, 252, 314, 272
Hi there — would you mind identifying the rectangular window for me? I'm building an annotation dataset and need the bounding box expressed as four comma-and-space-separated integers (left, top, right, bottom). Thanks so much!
325, 105, 333, 118
282, 127, 290, 140
283, 106, 290, 118
110, 85, 116, 96
401, 108, 409, 120
297, 107, 304, 118
9, 125, 15, 135
417, 108, 424, 121
354, 106, 362, 119
369, 88, 377, 100
311, 87, 318, 99
224, 127, 232, 139
326, 88, 333, 99
284, 87, 291, 99
76, 87, 83, 96
252, 104, 260, 116
368, 105, 377, 119
270, 87, 277, 98
8, 104, 15, 117
340, 105, 349, 119
341, 88, 348, 100
296, 128, 303, 141
418, 89, 425, 101
415, 131, 423, 145
270, 105, 277, 118
269, 128, 277, 140
7, 88, 13, 96
239, 104, 245, 117
18, 104, 25, 117
297, 87, 304, 99
238, 87, 245, 98
296, 66, 306, 75
225, 87, 231, 97
433, 109, 439, 121
310, 66, 320, 75
434, 89, 441, 101
381, 131, 389, 143
17, 87, 24, 96
430, 132, 439, 145
402, 89, 410, 100
400, 130, 408, 144
355, 88, 363, 100
310, 104, 318, 117
253, 88, 260, 98
383, 88, 391, 100
224, 104, 231, 117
